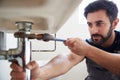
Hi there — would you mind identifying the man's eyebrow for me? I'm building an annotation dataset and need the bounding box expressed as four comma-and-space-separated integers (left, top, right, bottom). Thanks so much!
95, 20, 104, 23
87, 20, 103, 24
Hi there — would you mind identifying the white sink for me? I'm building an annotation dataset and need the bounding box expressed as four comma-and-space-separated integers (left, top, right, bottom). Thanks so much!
0, 0, 82, 33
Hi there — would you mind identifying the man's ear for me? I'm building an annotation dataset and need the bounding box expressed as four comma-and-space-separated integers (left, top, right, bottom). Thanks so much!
112, 18, 119, 29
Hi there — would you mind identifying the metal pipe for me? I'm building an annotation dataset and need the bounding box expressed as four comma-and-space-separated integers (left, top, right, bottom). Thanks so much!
14, 33, 66, 42
0, 38, 22, 59
0, 21, 32, 80
15, 21, 32, 80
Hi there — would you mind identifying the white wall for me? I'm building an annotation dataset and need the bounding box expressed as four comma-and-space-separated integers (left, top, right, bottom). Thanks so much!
0, 60, 11, 80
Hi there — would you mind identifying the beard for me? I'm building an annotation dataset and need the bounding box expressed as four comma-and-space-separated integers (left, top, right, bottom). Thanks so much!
91, 26, 113, 45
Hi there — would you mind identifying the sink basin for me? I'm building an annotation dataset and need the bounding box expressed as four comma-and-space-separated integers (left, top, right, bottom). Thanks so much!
0, 0, 82, 33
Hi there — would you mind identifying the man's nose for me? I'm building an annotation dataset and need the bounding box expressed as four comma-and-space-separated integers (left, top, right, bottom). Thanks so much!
91, 26, 99, 34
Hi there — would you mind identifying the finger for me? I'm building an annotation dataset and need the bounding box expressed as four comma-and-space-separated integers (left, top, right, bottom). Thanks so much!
10, 70, 26, 78
10, 63, 23, 72
31, 66, 40, 79
11, 77, 26, 80
26, 61, 40, 79
65, 38, 74, 46
26, 61, 39, 70
68, 39, 76, 47
64, 38, 72, 45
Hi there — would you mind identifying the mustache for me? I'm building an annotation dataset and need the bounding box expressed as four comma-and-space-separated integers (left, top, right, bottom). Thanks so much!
92, 34, 102, 37
91, 34, 101, 37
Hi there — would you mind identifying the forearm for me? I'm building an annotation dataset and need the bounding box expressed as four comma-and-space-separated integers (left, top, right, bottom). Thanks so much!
39, 59, 69, 79
86, 45, 120, 75
39, 53, 84, 79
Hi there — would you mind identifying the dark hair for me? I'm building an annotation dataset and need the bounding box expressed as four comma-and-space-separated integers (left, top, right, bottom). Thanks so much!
84, 0, 118, 23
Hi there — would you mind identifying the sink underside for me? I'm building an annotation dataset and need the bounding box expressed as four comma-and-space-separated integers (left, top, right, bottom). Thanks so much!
0, 0, 82, 33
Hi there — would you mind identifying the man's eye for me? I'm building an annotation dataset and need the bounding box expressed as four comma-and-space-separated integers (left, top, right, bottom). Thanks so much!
87, 23, 92, 27
96, 22, 103, 26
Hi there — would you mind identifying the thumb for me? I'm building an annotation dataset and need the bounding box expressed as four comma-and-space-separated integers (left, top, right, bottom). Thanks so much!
26, 61, 39, 70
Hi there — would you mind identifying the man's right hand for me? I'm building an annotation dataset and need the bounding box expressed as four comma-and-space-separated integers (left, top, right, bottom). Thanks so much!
10, 61, 41, 80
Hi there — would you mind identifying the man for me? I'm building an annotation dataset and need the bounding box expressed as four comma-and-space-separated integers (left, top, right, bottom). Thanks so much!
10, 0, 120, 80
